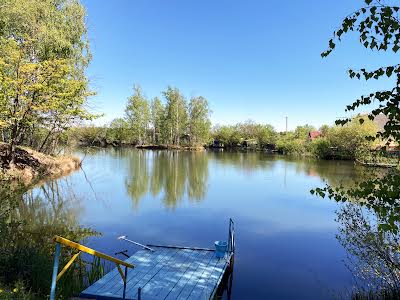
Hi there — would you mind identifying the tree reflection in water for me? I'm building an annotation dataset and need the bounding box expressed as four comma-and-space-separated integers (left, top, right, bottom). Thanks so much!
336, 203, 400, 298
0, 180, 97, 298
125, 150, 209, 208
308, 162, 400, 297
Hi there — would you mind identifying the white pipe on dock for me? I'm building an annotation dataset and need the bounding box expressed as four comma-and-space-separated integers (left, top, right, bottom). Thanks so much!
118, 236, 155, 252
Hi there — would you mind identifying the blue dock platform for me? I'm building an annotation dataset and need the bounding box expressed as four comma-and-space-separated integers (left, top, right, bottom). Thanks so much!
80, 245, 233, 300
49, 220, 234, 300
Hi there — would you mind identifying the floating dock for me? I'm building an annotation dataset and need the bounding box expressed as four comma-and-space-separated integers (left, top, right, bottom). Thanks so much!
80, 244, 233, 300
50, 220, 234, 300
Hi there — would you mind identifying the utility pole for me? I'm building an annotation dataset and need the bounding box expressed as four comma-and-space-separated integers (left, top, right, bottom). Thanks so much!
285, 116, 288, 133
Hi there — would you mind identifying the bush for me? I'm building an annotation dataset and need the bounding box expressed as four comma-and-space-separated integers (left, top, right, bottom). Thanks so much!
276, 136, 306, 155
310, 138, 332, 159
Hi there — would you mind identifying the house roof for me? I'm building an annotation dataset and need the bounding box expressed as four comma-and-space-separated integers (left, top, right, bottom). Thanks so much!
309, 131, 321, 139
373, 113, 389, 131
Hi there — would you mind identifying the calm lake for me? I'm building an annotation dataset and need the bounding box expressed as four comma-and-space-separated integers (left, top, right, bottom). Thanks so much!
29, 148, 367, 299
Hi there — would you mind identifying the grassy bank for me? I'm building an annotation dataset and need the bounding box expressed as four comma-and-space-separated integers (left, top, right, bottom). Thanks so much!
0, 143, 81, 185
0, 182, 101, 299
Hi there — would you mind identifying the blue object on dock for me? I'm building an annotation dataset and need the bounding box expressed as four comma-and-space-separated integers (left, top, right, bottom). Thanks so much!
214, 241, 227, 258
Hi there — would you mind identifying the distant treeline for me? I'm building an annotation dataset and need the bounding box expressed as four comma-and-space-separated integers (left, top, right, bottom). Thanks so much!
215, 116, 396, 163
210, 116, 383, 160
72, 110, 385, 161
211, 121, 276, 148
276, 117, 380, 160
71, 85, 212, 148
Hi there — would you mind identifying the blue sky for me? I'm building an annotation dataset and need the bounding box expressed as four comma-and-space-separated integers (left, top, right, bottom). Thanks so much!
82, 0, 396, 131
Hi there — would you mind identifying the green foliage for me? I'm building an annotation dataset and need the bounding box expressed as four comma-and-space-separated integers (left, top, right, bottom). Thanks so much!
188, 96, 212, 145
276, 132, 307, 155
309, 138, 331, 158
0, 0, 96, 159
0, 281, 34, 299
73, 86, 212, 148
0, 182, 98, 298
123, 150, 209, 207
150, 97, 165, 144
69, 125, 106, 147
294, 124, 315, 139
316, 117, 378, 159
256, 124, 277, 145
318, 0, 400, 236
322, 0, 400, 143
125, 85, 150, 145
337, 204, 400, 298
212, 125, 240, 146
107, 118, 129, 145
163, 86, 188, 145
275, 117, 379, 158
211, 121, 277, 148
87, 256, 106, 286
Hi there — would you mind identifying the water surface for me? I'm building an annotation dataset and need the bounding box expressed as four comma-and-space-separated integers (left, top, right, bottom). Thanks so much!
31, 148, 367, 299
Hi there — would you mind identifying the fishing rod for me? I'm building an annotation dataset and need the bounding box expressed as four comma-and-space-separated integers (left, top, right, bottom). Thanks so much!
117, 236, 155, 252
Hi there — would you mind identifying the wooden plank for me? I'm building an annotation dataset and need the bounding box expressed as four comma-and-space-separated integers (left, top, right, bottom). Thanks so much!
164, 251, 212, 300
190, 256, 229, 299
176, 253, 219, 300
120, 247, 174, 296
95, 248, 171, 298
170, 251, 215, 300
81, 250, 150, 295
80, 249, 155, 297
208, 253, 233, 299
147, 244, 215, 252
156, 250, 205, 299
81, 247, 230, 300
123, 248, 181, 299
142, 249, 197, 298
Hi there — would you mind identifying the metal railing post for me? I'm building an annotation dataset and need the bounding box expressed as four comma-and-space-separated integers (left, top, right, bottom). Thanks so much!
50, 243, 61, 300
228, 218, 235, 254
138, 287, 142, 300
49, 236, 134, 299
122, 266, 128, 299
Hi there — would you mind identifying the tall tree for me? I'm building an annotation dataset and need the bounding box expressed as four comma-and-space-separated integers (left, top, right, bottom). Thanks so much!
163, 86, 187, 145
294, 124, 316, 139
125, 85, 150, 145
0, 0, 94, 160
188, 96, 211, 146
256, 124, 277, 146
108, 118, 129, 144
150, 97, 164, 144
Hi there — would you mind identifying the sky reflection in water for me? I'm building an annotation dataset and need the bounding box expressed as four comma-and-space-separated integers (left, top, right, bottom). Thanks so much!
31, 149, 369, 299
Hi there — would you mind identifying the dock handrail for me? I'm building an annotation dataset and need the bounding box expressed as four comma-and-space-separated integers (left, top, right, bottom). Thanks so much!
50, 235, 134, 300
228, 218, 235, 253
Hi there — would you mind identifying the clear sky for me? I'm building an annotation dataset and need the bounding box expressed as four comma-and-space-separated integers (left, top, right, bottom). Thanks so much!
82, 0, 396, 132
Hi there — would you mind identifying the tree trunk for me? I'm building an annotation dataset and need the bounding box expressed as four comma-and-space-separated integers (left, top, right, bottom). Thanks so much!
39, 126, 56, 153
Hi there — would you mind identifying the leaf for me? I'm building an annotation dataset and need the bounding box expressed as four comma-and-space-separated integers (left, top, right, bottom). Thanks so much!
386, 66, 394, 77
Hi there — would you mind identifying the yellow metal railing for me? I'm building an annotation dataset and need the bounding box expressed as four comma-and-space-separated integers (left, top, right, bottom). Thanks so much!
50, 235, 134, 300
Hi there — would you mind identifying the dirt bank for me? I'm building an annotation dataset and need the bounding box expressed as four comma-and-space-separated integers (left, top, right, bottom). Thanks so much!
0, 143, 81, 185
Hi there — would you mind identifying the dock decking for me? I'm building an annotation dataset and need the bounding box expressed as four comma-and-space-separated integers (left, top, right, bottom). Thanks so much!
80, 245, 232, 300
